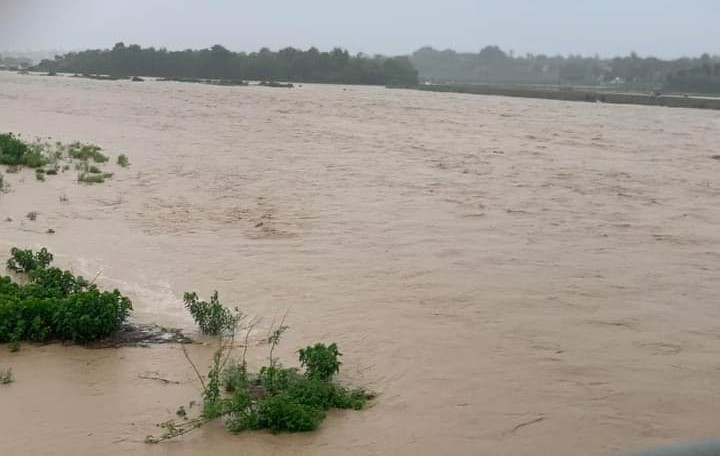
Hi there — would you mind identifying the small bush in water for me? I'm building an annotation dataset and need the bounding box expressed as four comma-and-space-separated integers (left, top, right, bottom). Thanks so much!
0, 247, 132, 343
183, 291, 235, 335
147, 308, 368, 442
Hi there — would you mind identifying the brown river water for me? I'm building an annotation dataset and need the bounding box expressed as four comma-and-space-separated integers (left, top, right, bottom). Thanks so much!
1, 72, 720, 455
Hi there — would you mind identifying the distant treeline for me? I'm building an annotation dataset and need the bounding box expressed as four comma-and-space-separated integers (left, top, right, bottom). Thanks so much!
35, 43, 418, 86
411, 46, 720, 93
0, 54, 33, 69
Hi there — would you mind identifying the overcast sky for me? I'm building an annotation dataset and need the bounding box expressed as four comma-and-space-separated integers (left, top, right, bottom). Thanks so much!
1, 0, 717, 58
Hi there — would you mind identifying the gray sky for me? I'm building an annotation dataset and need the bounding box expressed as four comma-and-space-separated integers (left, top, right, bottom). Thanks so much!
1, 0, 718, 58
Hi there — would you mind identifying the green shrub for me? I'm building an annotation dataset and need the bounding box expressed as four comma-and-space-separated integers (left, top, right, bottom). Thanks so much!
0, 247, 132, 343
88, 165, 102, 174
0, 133, 29, 166
117, 154, 129, 167
222, 361, 248, 393
258, 365, 301, 395
330, 386, 367, 410
183, 291, 235, 335
298, 343, 342, 381
6, 247, 53, 273
255, 393, 325, 432
67, 142, 108, 162
224, 389, 260, 432
24, 149, 47, 168
148, 309, 367, 442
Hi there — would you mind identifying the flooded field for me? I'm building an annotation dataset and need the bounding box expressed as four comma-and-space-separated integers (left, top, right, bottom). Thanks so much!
1, 72, 720, 456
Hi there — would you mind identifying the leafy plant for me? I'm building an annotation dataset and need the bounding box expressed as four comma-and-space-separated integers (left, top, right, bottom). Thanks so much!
67, 142, 108, 162
0, 133, 29, 166
6, 247, 53, 273
147, 313, 368, 443
254, 393, 325, 432
117, 154, 130, 167
183, 291, 235, 335
0, 247, 133, 343
298, 343, 342, 382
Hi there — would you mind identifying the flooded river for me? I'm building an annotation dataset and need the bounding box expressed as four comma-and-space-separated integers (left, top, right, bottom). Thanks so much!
1, 72, 720, 455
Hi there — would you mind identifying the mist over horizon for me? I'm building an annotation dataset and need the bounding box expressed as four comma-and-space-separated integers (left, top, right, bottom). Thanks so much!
1, 0, 718, 60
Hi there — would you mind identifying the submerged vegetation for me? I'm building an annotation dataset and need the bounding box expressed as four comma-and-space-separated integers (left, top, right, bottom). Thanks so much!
0, 133, 127, 186
35, 43, 418, 86
146, 293, 369, 442
0, 247, 133, 343
0, 249, 368, 434
0, 367, 13, 384
184, 291, 236, 335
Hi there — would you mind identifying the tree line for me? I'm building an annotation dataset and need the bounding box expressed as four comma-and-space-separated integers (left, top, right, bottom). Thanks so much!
0, 55, 33, 69
28, 43, 720, 94
411, 46, 720, 93
35, 43, 418, 86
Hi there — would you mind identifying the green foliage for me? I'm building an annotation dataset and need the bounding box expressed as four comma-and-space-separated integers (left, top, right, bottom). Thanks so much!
117, 154, 129, 167
183, 291, 235, 335
258, 365, 301, 395
148, 333, 367, 442
35, 43, 419, 86
330, 386, 367, 410
202, 350, 223, 419
0, 133, 29, 166
67, 142, 108, 163
0, 134, 119, 186
299, 343, 341, 382
0, 247, 132, 343
224, 389, 259, 432
666, 62, 720, 94
0, 134, 49, 168
6, 247, 53, 273
255, 393, 326, 432
222, 361, 248, 393
0, 368, 13, 384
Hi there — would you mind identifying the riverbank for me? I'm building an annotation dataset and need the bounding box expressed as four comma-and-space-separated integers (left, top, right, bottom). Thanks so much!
393, 83, 720, 110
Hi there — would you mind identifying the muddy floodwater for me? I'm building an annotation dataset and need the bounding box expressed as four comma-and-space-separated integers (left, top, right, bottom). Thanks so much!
1, 72, 720, 456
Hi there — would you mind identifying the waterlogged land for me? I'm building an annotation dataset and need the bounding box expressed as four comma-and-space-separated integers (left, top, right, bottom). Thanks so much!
1, 72, 720, 456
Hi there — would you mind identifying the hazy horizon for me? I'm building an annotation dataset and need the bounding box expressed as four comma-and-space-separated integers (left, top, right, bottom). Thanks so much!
1, 0, 718, 59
